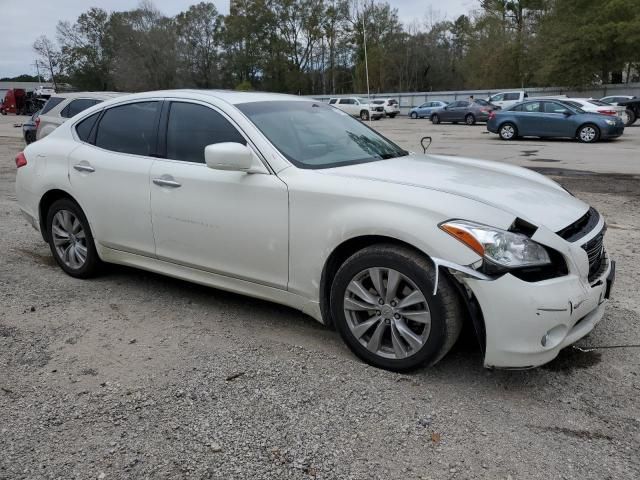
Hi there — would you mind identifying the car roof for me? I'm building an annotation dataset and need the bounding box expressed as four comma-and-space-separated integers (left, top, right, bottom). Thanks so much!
124, 89, 321, 105
50, 91, 125, 100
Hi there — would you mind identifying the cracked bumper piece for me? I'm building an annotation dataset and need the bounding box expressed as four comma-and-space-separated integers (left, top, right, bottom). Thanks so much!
462, 259, 612, 369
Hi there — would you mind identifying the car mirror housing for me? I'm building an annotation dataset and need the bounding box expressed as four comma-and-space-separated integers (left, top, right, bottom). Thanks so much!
204, 142, 261, 173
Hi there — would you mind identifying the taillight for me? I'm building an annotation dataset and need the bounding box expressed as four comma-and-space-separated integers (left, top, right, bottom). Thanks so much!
488, 111, 496, 120
598, 109, 617, 115
35, 117, 41, 129
15, 151, 27, 168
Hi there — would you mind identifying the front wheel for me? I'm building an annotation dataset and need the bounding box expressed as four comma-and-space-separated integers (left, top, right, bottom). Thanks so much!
46, 198, 102, 278
330, 245, 463, 372
360, 110, 370, 121
431, 114, 440, 124
577, 124, 600, 143
410, 112, 418, 119
499, 122, 517, 140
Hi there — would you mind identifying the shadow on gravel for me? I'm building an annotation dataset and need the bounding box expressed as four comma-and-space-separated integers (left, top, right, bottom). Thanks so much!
541, 346, 602, 373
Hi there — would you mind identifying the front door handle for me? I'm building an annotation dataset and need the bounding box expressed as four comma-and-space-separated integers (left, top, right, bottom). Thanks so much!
153, 177, 182, 188
73, 163, 95, 173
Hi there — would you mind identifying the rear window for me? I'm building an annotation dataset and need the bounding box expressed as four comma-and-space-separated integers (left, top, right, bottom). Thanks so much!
588, 100, 608, 106
388, 99, 398, 105
41, 97, 65, 114
372, 100, 384, 105
61, 98, 101, 118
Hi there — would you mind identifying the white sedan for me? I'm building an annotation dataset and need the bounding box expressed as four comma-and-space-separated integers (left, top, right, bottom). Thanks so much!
15, 90, 615, 371
561, 98, 629, 124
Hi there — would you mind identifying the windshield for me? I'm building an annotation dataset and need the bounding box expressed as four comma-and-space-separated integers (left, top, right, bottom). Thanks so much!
238, 101, 408, 169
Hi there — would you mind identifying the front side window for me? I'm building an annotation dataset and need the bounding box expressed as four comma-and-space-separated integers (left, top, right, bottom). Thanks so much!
41, 97, 65, 114
95, 102, 159, 156
238, 101, 407, 169
61, 98, 101, 118
166, 102, 246, 163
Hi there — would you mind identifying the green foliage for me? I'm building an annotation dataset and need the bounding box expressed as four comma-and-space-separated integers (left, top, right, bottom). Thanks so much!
234, 80, 253, 91
42, 0, 639, 94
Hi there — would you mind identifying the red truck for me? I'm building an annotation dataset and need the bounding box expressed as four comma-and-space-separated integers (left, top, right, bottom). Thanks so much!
1, 87, 53, 115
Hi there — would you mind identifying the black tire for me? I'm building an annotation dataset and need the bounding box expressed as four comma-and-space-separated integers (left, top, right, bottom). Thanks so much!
25, 131, 35, 144
465, 114, 476, 125
410, 112, 418, 119
360, 110, 369, 121
330, 244, 463, 372
577, 123, 600, 143
389, 113, 397, 118
498, 122, 518, 140
431, 114, 440, 124
624, 108, 636, 127
46, 198, 102, 278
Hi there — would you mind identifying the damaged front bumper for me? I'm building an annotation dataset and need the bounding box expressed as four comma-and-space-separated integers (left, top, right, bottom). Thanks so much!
434, 255, 614, 369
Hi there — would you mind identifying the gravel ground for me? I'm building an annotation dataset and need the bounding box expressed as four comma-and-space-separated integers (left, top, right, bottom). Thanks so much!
1, 124, 640, 479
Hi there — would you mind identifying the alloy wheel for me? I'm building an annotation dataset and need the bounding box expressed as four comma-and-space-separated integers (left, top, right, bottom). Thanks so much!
52, 210, 88, 269
343, 267, 431, 360
500, 124, 515, 139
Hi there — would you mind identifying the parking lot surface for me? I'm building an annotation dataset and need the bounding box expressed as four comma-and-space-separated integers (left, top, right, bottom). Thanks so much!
1, 114, 639, 479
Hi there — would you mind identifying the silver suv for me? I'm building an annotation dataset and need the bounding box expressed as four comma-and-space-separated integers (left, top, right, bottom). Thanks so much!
36, 92, 123, 140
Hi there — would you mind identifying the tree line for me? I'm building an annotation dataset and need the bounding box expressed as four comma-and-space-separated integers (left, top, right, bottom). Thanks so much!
32, 0, 640, 95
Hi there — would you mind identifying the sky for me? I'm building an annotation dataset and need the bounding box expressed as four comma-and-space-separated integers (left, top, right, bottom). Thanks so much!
0, 0, 477, 78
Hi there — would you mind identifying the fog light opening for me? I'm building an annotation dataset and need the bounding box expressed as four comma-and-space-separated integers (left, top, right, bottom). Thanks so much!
540, 325, 568, 349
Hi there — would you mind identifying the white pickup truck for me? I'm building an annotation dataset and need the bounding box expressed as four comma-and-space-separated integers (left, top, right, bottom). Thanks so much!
328, 97, 384, 120
487, 91, 528, 109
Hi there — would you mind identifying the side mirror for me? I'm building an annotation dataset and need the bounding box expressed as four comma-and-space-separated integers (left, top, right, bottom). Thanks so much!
204, 142, 259, 173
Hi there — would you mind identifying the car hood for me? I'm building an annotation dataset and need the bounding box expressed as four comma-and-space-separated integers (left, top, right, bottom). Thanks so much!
321, 154, 588, 232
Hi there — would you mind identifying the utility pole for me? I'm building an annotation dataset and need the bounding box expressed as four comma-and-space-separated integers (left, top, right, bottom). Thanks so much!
361, 0, 371, 120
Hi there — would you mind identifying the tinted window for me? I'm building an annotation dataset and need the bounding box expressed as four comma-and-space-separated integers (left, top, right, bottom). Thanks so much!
61, 98, 100, 118
75, 112, 100, 142
340, 99, 355, 105
503, 92, 520, 101
41, 97, 65, 114
166, 102, 246, 163
328, 99, 337, 105
543, 102, 571, 114
95, 102, 159, 156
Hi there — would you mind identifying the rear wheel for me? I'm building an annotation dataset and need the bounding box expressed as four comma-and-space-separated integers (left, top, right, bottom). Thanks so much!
465, 114, 476, 125
360, 110, 369, 121
624, 108, 636, 126
431, 114, 440, 124
577, 124, 600, 143
499, 122, 517, 140
46, 198, 102, 278
330, 245, 463, 372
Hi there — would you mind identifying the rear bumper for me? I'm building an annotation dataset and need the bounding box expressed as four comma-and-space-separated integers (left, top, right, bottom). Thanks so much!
463, 256, 613, 369
602, 124, 624, 138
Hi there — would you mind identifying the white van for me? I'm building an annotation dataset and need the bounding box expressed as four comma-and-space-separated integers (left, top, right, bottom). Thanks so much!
487, 91, 528, 109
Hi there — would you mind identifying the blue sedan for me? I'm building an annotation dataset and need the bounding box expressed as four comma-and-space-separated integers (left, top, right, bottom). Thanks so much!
487, 100, 624, 143
409, 100, 448, 119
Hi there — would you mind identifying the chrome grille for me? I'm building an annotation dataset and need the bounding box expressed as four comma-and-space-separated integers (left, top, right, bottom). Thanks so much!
582, 228, 606, 282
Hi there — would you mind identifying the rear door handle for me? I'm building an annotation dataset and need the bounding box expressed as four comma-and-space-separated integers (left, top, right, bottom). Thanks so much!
73, 163, 95, 173
153, 177, 181, 188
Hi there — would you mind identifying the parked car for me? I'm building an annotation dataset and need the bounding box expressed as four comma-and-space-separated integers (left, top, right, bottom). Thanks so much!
487, 91, 528, 110
36, 92, 123, 140
557, 98, 628, 124
617, 97, 640, 126
371, 98, 400, 117
409, 101, 449, 119
599, 95, 635, 106
328, 97, 384, 120
487, 99, 624, 143
22, 110, 40, 144
430, 99, 498, 125
16, 90, 614, 371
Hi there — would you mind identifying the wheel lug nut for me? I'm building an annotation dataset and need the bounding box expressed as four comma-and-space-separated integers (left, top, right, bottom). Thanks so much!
375, 310, 381, 316
378, 299, 384, 305
390, 301, 397, 307
385, 319, 391, 324
394, 313, 400, 319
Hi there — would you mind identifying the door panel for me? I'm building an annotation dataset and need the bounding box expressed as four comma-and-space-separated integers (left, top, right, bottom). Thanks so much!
68, 145, 156, 255
149, 160, 289, 288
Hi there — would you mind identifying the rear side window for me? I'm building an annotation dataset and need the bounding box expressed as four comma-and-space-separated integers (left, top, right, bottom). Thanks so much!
75, 112, 100, 142
511, 104, 523, 111
166, 102, 246, 163
61, 99, 101, 118
95, 102, 159, 156
41, 97, 65, 114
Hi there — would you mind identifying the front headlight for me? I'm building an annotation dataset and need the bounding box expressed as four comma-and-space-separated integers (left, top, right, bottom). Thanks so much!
605, 119, 617, 126
440, 220, 551, 269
